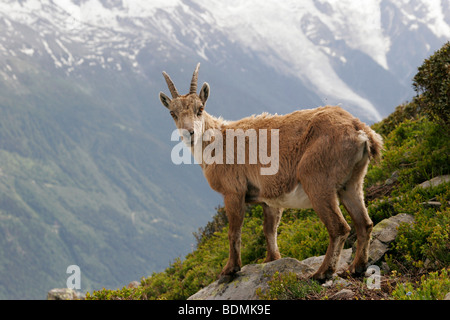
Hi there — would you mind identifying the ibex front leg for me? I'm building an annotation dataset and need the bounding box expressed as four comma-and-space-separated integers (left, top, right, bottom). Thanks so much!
220, 193, 245, 282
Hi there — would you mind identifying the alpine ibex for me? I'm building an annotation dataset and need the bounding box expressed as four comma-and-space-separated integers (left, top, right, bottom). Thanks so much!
159, 63, 383, 282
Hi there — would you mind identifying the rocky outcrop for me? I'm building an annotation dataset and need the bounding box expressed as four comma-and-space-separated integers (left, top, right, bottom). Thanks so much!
47, 288, 80, 300
189, 258, 342, 301
189, 250, 353, 300
368, 213, 414, 265
188, 213, 414, 300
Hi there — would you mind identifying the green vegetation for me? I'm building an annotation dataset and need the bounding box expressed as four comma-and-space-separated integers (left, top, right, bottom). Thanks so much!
392, 269, 450, 300
412, 41, 450, 126
256, 272, 323, 300
384, 184, 449, 271
368, 114, 449, 194
87, 43, 450, 300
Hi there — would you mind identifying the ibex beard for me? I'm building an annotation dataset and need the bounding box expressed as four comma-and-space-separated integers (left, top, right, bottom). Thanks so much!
171, 123, 280, 176
159, 63, 383, 283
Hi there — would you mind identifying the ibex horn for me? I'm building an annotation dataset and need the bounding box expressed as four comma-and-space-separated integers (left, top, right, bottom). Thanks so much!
190, 63, 200, 94
162, 71, 180, 98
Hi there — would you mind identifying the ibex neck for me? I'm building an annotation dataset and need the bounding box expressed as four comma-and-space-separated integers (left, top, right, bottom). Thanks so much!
202, 111, 227, 132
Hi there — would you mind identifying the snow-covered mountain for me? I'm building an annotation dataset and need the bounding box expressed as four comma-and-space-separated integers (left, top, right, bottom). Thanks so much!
1, 0, 449, 122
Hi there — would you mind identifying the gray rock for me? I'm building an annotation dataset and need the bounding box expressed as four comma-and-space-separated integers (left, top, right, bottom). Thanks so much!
127, 281, 140, 288
368, 213, 414, 265
444, 292, 450, 300
329, 288, 354, 300
385, 171, 399, 185
47, 288, 78, 300
421, 200, 450, 208
418, 175, 450, 189
188, 249, 353, 300
322, 276, 351, 289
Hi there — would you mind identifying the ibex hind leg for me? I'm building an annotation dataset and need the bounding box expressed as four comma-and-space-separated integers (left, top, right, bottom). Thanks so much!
311, 195, 351, 282
297, 147, 351, 281
300, 173, 351, 281
338, 159, 373, 277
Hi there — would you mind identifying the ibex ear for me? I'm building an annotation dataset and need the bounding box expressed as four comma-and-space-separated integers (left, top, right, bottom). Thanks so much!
159, 92, 171, 109
199, 82, 210, 105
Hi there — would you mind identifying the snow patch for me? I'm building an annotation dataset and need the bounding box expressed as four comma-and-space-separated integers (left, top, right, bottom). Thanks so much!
42, 39, 62, 68
392, 0, 450, 38
19, 47, 34, 56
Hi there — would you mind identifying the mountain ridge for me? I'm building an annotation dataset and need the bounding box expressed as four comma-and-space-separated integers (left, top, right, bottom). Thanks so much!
2, 0, 449, 121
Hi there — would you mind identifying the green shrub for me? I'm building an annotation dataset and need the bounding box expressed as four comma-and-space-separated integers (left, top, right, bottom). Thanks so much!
367, 197, 398, 225
413, 41, 450, 126
365, 116, 449, 193
193, 206, 228, 247
85, 285, 147, 300
371, 101, 420, 137
277, 211, 329, 260
256, 272, 323, 300
386, 183, 450, 272
392, 269, 450, 300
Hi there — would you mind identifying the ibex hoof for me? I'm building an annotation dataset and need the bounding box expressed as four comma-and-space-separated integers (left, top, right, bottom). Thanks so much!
218, 274, 236, 284
311, 271, 334, 284
218, 265, 241, 283
337, 262, 367, 279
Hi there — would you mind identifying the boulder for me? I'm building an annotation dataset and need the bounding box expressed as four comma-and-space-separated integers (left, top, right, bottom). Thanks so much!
47, 288, 78, 300
368, 213, 414, 265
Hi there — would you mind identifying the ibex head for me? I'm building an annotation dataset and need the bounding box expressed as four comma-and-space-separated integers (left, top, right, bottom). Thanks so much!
159, 63, 210, 144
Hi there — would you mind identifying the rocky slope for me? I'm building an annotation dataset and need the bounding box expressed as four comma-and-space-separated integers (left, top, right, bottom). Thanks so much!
188, 213, 414, 300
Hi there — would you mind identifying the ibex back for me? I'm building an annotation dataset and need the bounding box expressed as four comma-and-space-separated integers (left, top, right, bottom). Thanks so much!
159, 63, 383, 282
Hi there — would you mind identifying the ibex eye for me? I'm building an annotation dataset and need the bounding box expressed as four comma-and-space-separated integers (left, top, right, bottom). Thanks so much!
170, 111, 177, 119
197, 107, 204, 116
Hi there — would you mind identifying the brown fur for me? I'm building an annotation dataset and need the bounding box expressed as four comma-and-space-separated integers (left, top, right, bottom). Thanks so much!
159, 64, 383, 281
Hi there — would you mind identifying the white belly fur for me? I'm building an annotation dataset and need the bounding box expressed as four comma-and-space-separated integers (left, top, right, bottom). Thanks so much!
261, 183, 312, 209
